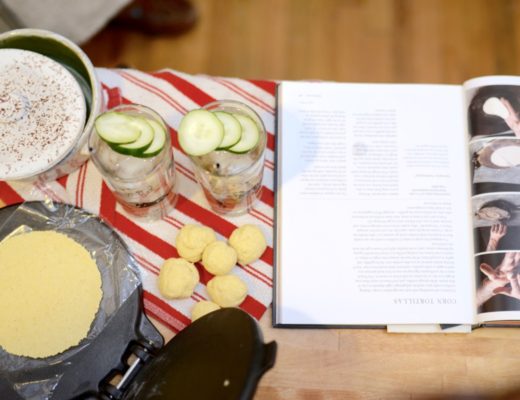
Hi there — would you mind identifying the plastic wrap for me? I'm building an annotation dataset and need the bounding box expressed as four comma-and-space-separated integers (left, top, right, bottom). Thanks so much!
0, 200, 142, 399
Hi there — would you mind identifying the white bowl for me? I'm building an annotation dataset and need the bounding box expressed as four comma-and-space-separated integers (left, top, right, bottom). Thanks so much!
0, 29, 103, 181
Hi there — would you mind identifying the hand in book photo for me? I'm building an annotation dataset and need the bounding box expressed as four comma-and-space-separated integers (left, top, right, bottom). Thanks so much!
500, 98, 520, 138
485, 223, 508, 252
481, 251, 520, 283
493, 274, 520, 300
473, 195, 520, 253
476, 252, 520, 308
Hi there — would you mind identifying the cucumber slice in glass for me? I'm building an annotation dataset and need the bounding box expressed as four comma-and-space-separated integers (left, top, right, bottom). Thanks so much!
178, 109, 224, 156
227, 114, 260, 154
214, 111, 242, 149
95, 112, 141, 145
113, 116, 155, 156
141, 119, 168, 158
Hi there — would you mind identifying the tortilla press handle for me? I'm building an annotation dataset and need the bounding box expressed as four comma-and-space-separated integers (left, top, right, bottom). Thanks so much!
98, 340, 158, 400
260, 341, 277, 375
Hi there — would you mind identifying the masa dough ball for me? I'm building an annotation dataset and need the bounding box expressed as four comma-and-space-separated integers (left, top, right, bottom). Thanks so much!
228, 224, 267, 265
0, 230, 102, 358
202, 241, 237, 275
207, 275, 248, 307
176, 224, 217, 262
191, 300, 220, 322
158, 258, 199, 299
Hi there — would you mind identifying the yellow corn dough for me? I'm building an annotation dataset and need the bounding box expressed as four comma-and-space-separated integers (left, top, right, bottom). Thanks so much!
175, 224, 217, 262
0, 230, 102, 358
228, 224, 267, 265
207, 275, 248, 307
191, 300, 220, 322
202, 241, 237, 276
158, 258, 199, 299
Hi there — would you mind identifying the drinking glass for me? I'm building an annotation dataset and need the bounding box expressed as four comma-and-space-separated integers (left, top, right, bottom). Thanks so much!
89, 104, 177, 219
189, 100, 266, 216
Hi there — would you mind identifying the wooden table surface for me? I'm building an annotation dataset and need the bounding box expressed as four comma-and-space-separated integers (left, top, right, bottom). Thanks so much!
6, 0, 520, 398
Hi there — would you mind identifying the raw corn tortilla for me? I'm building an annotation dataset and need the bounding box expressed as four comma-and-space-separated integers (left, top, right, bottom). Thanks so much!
0, 230, 102, 358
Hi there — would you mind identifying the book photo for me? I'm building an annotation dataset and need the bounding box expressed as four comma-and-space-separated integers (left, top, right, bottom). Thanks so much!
274, 76, 520, 330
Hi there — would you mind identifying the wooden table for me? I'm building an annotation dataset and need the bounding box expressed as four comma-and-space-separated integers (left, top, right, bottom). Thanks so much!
7, 0, 519, 397
261, 317, 520, 399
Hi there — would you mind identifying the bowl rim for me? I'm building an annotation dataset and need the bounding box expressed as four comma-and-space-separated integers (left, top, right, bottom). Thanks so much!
0, 28, 102, 181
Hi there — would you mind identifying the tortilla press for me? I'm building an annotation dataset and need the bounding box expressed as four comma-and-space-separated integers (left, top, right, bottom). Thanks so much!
0, 202, 276, 399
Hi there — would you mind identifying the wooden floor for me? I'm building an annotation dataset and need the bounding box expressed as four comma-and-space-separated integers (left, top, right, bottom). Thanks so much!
83, 0, 520, 83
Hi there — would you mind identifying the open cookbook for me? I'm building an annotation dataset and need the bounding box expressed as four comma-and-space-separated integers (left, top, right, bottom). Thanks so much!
274, 76, 520, 331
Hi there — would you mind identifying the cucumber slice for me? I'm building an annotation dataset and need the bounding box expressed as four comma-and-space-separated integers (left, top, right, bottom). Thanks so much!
178, 109, 224, 156
113, 117, 154, 156
214, 111, 242, 149
95, 112, 141, 145
227, 114, 260, 154
141, 119, 167, 158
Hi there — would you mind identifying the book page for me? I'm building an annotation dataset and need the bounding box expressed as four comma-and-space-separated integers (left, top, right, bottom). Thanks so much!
463, 76, 520, 324
275, 81, 475, 325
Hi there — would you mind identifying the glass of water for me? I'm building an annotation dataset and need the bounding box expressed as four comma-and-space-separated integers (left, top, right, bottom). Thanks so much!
189, 100, 266, 216
89, 104, 177, 219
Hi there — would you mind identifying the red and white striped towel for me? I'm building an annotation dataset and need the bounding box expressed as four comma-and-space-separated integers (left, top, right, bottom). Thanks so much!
0, 68, 277, 335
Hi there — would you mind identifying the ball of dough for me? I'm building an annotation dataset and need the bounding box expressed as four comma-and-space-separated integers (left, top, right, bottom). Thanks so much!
158, 258, 199, 299
191, 300, 220, 322
202, 241, 238, 276
228, 224, 267, 265
207, 275, 248, 307
176, 224, 217, 262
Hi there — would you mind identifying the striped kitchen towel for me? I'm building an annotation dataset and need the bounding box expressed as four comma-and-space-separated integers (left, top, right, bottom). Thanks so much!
0, 68, 276, 334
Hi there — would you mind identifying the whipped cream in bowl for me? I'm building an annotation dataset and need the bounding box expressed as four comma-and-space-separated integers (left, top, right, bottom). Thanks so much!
0, 28, 103, 182
0, 48, 86, 180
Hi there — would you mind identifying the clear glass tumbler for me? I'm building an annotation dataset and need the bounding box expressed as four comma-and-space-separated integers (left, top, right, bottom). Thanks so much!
189, 100, 266, 216
89, 104, 177, 219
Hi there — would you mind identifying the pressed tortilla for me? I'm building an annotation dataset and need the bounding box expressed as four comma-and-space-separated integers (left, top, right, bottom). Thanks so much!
0, 230, 102, 358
